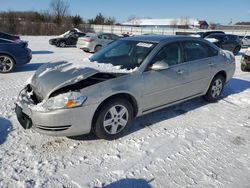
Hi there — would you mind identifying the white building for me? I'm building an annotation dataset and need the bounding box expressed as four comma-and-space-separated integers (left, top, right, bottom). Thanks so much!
122, 18, 208, 29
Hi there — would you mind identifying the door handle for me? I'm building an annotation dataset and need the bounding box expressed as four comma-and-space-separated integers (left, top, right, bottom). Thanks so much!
208, 62, 215, 67
176, 69, 184, 75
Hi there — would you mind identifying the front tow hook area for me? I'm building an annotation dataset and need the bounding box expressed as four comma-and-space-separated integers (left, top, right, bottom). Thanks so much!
15, 105, 33, 129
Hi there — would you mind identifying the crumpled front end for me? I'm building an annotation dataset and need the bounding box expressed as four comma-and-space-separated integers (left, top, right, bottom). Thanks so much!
15, 85, 99, 136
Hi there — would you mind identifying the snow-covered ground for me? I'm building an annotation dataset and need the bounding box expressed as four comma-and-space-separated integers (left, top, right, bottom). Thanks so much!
0, 36, 250, 188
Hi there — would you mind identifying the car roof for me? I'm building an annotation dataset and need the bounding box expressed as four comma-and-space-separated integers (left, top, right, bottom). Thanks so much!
208, 33, 237, 37
121, 35, 199, 43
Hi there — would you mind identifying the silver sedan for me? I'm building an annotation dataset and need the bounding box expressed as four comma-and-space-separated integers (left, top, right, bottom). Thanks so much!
16, 35, 235, 140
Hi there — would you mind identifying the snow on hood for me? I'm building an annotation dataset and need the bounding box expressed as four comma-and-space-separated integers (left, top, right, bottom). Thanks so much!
58, 28, 82, 38
29, 58, 136, 100
205, 38, 219, 43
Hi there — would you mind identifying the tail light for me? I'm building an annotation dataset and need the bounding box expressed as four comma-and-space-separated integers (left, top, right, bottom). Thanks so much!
84, 38, 94, 42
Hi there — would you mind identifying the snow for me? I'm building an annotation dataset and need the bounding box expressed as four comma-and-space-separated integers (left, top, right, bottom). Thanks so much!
36, 58, 136, 78
205, 38, 219, 43
0, 36, 250, 188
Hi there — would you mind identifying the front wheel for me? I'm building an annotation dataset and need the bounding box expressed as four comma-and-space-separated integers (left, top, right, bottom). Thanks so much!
241, 63, 248, 72
204, 75, 225, 102
0, 55, 15, 73
59, 41, 66, 48
93, 98, 134, 140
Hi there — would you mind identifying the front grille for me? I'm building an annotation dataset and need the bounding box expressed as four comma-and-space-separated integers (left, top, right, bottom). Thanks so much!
27, 85, 43, 103
36, 125, 71, 132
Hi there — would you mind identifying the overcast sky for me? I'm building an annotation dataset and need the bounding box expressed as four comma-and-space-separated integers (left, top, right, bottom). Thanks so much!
0, 0, 249, 24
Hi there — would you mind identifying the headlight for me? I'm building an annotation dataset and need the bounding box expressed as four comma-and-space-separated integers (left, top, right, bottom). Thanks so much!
43, 92, 87, 110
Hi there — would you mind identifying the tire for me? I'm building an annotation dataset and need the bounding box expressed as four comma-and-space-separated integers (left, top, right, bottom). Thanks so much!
233, 46, 241, 55
0, 54, 15, 73
94, 45, 102, 53
204, 74, 225, 102
241, 63, 248, 72
59, 41, 66, 48
93, 98, 134, 140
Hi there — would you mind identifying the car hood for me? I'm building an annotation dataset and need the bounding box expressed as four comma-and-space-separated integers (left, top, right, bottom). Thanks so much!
30, 61, 100, 100
29, 60, 134, 100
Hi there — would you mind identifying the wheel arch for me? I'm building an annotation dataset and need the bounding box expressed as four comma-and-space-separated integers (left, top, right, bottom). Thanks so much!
214, 70, 227, 81
91, 92, 139, 130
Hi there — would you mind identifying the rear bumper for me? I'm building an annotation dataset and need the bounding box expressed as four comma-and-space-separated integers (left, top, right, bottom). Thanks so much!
76, 42, 95, 52
17, 49, 32, 65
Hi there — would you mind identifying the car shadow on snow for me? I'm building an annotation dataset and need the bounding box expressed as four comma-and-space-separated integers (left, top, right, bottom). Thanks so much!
0, 117, 12, 145
15, 63, 45, 72
98, 178, 153, 188
70, 78, 250, 141
223, 78, 250, 97
32, 50, 54, 55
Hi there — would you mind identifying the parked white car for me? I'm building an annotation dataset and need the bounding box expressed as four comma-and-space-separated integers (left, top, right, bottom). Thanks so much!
77, 33, 120, 53
240, 35, 250, 46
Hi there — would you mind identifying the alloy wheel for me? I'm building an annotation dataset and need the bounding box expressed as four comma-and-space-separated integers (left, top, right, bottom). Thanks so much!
0, 55, 14, 73
103, 105, 129, 135
211, 78, 223, 98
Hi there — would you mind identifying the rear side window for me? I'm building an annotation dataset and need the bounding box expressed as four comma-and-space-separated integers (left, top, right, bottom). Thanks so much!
184, 41, 218, 62
151, 42, 182, 67
228, 35, 237, 41
99, 34, 110, 40
109, 34, 119, 40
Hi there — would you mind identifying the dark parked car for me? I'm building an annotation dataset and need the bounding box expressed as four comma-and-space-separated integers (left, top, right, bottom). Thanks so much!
196, 31, 225, 38
241, 48, 250, 71
205, 34, 241, 55
0, 38, 32, 73
49, 32, 86, 47
0, 32, 20, 41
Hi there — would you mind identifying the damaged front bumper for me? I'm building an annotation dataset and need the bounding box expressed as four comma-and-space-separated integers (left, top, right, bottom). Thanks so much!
15, 86, 99, 137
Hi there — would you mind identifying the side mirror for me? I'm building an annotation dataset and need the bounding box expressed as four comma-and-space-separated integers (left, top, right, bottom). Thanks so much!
150, 61, 169, 71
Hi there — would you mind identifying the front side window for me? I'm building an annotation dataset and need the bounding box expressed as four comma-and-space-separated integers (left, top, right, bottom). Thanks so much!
90, 40, 156, 69
184, 41, 217, 62
151, 42, 182, 67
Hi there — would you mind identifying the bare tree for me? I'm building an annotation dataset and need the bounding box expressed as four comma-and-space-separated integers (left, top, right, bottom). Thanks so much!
50, 0, 69, 25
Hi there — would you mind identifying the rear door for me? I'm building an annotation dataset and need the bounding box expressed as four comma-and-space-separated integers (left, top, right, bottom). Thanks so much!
221, 35, 234, 51
182, 40, 218, 95
99, 34, 113, 46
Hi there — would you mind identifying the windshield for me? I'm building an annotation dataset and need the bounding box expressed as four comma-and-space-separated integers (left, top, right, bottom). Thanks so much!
89, 40, 157, 69
64, 33, 74, 38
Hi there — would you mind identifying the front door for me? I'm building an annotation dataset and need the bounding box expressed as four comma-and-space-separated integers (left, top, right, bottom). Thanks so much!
142, 42, 189, 112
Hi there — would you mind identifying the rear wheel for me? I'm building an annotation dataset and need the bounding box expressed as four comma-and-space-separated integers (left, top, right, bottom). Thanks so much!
0, 55, 15, 73
233, 46, 241, 55
93, 98, 134, 140
94, 45, 102, 53
204, 75, 225, 102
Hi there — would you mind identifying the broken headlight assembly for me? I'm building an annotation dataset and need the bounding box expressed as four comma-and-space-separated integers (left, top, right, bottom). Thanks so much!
43, 91, 87, 110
